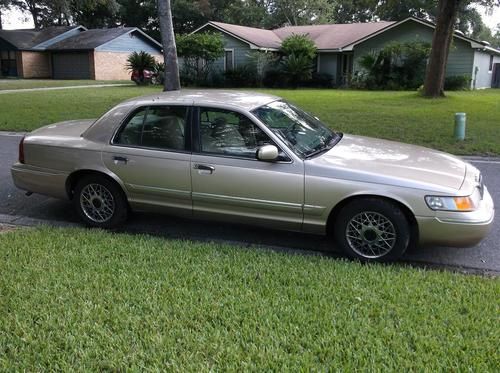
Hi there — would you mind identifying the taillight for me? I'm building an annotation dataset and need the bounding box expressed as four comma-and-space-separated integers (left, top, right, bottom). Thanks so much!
19, 136, 25, 164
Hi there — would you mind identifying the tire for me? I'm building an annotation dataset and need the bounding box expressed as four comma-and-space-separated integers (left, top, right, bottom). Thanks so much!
333, 198, 411, 262
73, 175, 128, 229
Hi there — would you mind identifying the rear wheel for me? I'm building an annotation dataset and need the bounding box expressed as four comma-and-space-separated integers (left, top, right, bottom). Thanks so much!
333, 198, 411, 262
74, 175, 128, 229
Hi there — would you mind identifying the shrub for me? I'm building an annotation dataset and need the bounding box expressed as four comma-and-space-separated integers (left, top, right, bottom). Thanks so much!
176, 32, 224, 85
279, 34, 317, 88
262, 69, 288, 88
356, 41, 431, 90
305, 72, 334, 88
125, 51, 155, 73
444, 75, 471, 90
224, 65, 257, 87
280, 34, 317, 60
246, 51, 277, 87
126, 51, 155, 85
280, 54, 314, 88
151, 62, 165, 85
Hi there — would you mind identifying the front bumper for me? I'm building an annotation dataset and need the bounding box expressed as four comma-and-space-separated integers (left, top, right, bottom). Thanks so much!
416, 186, 494, 247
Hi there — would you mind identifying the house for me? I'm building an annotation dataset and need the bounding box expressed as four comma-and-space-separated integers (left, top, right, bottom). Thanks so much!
192, 17, 500, 89
0, 26, 162, 80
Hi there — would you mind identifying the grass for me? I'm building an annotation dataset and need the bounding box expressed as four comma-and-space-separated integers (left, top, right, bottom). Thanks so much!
0, 86, 499, 155
0, 227, 499, 371
0, 79, 131, 90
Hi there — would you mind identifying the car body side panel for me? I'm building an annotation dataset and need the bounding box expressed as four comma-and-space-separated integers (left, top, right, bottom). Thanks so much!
102, 146, 192, 217
191, 154, 304, 231
303, 173, 428, 235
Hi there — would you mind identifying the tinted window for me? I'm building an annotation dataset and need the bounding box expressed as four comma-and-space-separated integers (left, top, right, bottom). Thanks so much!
199, 107, 273, 159
115, 106, 188, 151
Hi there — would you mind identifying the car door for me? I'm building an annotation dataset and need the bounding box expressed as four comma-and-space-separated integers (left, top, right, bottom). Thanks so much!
191, 106, 304, 231
102, 105, 192, 216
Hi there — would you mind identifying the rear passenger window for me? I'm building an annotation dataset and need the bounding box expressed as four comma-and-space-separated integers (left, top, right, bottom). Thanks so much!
114, 106, 188, 151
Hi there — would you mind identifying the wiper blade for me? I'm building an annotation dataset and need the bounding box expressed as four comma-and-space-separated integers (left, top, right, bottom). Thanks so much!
305, 132, 343, 159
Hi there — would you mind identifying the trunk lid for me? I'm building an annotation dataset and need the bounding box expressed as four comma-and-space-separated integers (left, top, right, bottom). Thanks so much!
30, 119, 96, 138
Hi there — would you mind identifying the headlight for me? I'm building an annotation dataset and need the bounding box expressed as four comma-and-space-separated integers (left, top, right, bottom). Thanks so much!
425, 196, 476, 211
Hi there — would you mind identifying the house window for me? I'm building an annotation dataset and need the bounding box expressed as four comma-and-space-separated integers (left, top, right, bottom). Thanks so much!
0, 50, 17, 77
489, 55, 494, 72
224, 49, 234, 71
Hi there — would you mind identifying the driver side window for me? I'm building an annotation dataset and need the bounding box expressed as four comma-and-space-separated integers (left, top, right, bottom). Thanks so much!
199, 107, 273, 159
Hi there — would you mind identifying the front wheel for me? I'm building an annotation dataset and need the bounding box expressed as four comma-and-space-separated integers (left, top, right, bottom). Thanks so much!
333, 198, 411, 262
74, 175, 128, 229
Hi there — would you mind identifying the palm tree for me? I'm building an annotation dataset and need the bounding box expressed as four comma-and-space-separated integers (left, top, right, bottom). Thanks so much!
157, 0, 180, 91
125, 51, 155, 84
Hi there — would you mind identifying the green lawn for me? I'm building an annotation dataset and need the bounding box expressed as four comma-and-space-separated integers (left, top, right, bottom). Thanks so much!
0, 86, 499, 155
0, 79, 131, 90
0, 227, 498, 370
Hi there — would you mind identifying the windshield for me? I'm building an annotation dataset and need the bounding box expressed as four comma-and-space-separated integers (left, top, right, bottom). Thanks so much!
251, 100, 341, 158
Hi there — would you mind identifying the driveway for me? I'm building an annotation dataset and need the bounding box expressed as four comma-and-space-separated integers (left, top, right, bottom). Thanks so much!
0, 133, 498, 273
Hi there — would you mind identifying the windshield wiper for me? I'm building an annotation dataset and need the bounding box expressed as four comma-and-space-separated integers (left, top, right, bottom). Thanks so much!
305, 132, 343, 159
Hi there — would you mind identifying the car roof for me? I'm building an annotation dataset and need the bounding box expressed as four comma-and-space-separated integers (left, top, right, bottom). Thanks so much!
124, 89, 281, 111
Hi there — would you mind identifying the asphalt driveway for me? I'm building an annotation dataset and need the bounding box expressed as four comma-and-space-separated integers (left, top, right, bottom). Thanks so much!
0, 132, 498, 273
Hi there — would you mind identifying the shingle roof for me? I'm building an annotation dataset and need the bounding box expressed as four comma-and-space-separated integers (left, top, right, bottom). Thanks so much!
0, 26, 77, 49
273, 22, 396, 50
47, 27, 135, 50
209, 21, 283, 49
203, 21, 396, 50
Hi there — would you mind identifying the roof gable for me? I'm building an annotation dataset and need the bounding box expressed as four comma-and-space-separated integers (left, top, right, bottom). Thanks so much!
48, 27, 162, 51
193, 21, 282, 50
0, 26, 81, 50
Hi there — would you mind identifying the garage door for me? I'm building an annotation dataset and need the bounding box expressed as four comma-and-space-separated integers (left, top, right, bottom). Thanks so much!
52, 52, 90, 79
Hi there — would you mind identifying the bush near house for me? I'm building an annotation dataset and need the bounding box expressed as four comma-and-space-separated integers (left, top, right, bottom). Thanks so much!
354, 41, 431, 90
279, 34, 318, 88
126, 51, 156, 85
176, 32, 225, 86
224, 65, 258, 88
444, 75, 471, 91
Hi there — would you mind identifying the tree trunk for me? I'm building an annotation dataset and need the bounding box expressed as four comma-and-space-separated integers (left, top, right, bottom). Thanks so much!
423, 0, 461, 98
157, 0, 181, 91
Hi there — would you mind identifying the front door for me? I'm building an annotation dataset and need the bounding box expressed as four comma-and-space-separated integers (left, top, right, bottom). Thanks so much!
102, 105, 192, 216
190, 107, 304, 231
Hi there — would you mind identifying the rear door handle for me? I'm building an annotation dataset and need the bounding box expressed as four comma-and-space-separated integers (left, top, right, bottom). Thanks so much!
113, 156, 128, 164
194, 164, 215, 174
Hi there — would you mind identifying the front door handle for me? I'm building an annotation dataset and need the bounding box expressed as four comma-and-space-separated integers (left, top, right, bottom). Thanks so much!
194, 164, 215, 174
113, 156, 128, 165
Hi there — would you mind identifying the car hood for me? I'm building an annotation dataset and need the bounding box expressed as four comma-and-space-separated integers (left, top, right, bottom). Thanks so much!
307, 134, 466, 191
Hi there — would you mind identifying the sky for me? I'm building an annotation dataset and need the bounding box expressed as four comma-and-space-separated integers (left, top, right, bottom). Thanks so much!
1, 5, 499, 31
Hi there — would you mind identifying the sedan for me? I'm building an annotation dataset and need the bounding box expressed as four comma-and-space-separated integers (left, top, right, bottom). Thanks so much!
11, 90, 494, 262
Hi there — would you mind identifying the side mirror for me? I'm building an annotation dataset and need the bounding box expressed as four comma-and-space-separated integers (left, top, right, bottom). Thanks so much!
256, 145, 279, 161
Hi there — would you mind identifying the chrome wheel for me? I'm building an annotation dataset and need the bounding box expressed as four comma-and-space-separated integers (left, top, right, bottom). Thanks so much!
345, 211, 396, 259
79, 183, 115, 223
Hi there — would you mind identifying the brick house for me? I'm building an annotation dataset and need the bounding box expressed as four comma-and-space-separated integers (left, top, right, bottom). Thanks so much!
0, 26, 162, 80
